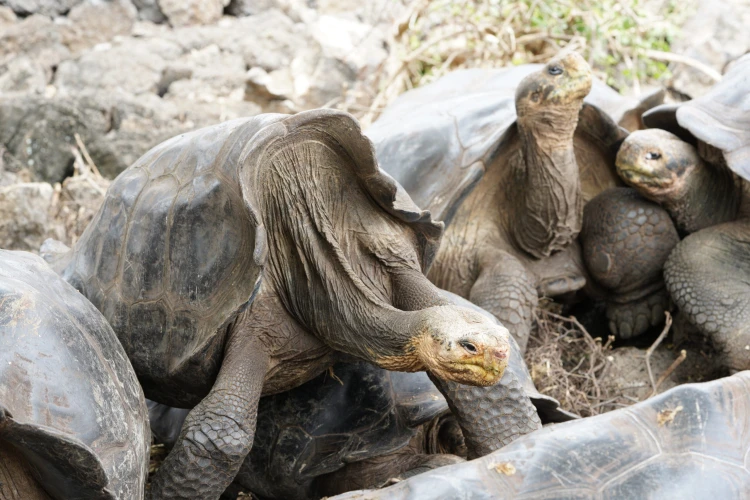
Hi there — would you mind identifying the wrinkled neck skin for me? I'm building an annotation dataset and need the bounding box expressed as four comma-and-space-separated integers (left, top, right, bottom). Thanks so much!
509, 105, 582, 259
663, 159, 742, 235
255, 139, 438, 369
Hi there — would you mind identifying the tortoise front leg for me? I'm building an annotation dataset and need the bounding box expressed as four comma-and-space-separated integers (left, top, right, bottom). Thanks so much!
581, 187, 680, 339
468, 250, 538, 352
665, 222, 750, 372
428, 369, 541, 459
148, 330, 270, 500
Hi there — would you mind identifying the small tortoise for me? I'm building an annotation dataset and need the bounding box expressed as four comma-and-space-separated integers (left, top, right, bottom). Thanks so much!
147, 290, 574, 499
0, 250, 149, 500
615, 53, 750, 371
330, 371, 750, 500
367, 53, 664, 350
47, 109, 516, 499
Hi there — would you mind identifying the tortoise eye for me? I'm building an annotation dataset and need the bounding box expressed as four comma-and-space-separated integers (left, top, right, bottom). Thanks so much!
548, 65, 563, 76
459, 340, 478, 354
645, 152, 662, 160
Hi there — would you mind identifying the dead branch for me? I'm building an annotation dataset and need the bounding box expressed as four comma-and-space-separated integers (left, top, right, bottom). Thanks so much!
646, 311, 673, 394
650, 349, 687, 398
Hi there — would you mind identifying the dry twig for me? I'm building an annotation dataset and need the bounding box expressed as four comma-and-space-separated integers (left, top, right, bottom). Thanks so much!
526, 309, 622, 417
649, 349, 687, 398
645, 312, 673, 394
643, 49, 722, 82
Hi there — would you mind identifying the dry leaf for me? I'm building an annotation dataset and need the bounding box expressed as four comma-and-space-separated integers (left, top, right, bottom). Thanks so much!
491, 462, 516, 475
657, 405, 684, 426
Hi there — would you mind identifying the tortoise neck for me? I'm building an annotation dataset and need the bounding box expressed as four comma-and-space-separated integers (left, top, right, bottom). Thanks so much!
509, 108, 582, 258
256, 144, 434, 365
664, 159, 742, 235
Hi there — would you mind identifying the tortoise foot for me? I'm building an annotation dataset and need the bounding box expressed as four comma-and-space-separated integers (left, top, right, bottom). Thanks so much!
606, 288, 669, 339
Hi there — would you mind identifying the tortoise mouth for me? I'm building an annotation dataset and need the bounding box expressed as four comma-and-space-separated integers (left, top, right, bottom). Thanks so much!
550, 74, 593, 104
617, 165, 669, 189
436, 356, 507, 386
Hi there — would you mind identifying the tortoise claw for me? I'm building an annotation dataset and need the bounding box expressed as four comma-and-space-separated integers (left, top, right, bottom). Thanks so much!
537, 274, 586, 298
606, 289, 670, 339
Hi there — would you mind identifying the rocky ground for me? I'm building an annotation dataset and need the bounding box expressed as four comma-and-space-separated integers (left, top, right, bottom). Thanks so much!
0, 0, 747, 418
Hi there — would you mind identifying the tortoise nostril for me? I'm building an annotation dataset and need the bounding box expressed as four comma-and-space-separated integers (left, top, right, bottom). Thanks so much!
492, 346, 508, 361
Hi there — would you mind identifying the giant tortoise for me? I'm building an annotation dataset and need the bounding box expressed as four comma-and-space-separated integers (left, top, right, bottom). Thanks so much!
331, 371, 750, 499
147, 290, 574, 499
615, 53, 750, 372
44, 109, 523, 499
0, 250, 149, 500
367, 53, 665, 350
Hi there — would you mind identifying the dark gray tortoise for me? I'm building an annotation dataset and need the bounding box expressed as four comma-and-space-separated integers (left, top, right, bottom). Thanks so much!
149, 362, 459, 500
366, 53, 664, 351
44, 109, 520, 499
147, 290, 574, 500
0, 250, 149, 500
615, 53, 750, 372
331, 371, 750, 500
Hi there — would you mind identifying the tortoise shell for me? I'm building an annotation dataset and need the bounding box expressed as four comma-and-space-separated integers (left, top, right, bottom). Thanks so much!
0, 250, 149, 500
643, 53, 750, 181
60, 110, 443, 406
365, 65, 630, 225
330, 371, 750, 499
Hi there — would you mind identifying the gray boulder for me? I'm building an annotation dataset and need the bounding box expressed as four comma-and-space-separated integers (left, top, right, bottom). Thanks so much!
132, 0, 165, 23
54, 37, 181, 96
669, 0, 750, 98
58, 0, 137, 54
0, 56, 48, 96
1, 0, 81, 17
0, 96, 112, 183
0, 182, 55, 251
158, 0, 230, 27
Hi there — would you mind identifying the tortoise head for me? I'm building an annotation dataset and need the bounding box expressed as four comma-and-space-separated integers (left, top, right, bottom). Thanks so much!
515, 52, 593, 119
406, 306, 510, 386
616, 129, 701, 204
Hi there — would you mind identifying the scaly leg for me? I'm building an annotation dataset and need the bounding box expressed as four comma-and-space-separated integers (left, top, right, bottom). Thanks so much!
581, 188, 679, 339
469, 250, 537, 353
665, 222, 750, 372
148, 326, 270, 500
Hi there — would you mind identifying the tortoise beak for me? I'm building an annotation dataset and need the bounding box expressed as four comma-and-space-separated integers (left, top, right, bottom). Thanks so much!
482, 343, 509, 383
616, 140, 660, 186
549, 52, 593, 102
462, 337, 510, 385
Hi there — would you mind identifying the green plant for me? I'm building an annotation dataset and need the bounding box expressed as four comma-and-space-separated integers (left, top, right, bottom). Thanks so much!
343, 0, 696, 125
